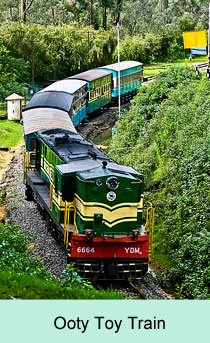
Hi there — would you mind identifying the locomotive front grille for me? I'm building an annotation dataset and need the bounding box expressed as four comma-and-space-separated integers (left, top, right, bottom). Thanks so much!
71, 259, 148, 280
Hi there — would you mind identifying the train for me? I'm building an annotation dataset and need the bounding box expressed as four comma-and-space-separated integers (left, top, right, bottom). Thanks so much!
22, 60, 150, 281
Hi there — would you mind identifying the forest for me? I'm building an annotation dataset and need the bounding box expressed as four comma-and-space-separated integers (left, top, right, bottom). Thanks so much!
0, 0, 210, 101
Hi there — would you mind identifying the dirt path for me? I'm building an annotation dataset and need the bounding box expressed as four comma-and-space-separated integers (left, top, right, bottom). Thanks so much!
0, 148, 19, 221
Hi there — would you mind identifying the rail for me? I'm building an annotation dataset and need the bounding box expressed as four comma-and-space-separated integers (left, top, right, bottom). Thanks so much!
145, 203, 155, 261
143, 75, 156, 84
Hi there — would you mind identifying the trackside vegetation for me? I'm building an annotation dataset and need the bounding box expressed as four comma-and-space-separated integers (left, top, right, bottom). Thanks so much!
109, 66, 210, 299
0, 223, 123, 299
0, 120, 23, 147
0, 21, 207, 102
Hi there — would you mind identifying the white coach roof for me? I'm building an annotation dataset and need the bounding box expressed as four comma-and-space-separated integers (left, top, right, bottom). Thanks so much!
39, 79, 87, 94
22, 107, 77, 136
100, 60, 143, 72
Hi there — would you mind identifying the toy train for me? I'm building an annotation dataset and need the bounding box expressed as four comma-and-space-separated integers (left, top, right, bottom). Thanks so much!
22, 61, 150, 280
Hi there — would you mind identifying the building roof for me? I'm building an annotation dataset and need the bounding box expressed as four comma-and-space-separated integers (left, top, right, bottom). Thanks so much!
68, 69, 112, 82
22, 108, 76, 136
99, 60, 143, 72
5, 93, 24, 101
40, 79, 87, 94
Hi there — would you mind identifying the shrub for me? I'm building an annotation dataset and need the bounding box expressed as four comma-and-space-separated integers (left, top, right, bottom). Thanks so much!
109, 66, 210, 299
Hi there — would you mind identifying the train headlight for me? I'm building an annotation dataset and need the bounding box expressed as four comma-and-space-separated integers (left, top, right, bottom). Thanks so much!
132, 229, 139, 238
106, 191, 116, 202
95, 179, 102, 186
106, 177, 119, 190
85, 229, 93, 239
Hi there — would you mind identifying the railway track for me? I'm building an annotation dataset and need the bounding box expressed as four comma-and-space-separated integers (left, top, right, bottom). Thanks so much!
2, 90, 174, 299
128, 281, 147, 299
92, 280, 147, 299
92, 271, 173, 300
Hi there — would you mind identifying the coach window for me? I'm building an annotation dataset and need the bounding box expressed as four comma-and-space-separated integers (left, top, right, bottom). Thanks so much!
89, 90, 93, 100
30, 138, 36, 151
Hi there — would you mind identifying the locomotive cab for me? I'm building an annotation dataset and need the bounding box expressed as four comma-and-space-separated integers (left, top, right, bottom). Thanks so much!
75, 163, 144, 237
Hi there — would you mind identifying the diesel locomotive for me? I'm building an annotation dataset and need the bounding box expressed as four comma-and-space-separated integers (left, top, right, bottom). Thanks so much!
22, 61, 150, 280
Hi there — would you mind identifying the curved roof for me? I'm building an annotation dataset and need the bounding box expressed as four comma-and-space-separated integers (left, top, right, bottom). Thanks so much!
39, 79, 87, 94
68, 68, 112, 82
99, 60, 143, 72
23, 91, 73, 113
22, 108, 76, 136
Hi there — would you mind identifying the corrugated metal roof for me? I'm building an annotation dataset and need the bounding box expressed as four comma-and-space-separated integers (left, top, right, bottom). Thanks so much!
39, 79, 87, 94
68, 69, 112, 82
23, 91, 73, 113
100, 60, 143, 72
22, 108, 76, 136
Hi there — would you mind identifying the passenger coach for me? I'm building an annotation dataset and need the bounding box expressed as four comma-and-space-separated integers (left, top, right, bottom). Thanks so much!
99, 61, 143, 102
68, 69, 112, 114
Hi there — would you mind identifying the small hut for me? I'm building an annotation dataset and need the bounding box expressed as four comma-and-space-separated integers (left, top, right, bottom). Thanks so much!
5, 93, 25, 121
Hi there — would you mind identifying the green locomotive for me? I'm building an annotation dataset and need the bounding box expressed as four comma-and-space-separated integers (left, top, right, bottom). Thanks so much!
24, 127, 149, 280
22, 61, 150, 280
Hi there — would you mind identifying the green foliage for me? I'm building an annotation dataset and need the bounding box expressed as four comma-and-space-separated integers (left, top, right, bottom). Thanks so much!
0, 270, 123, 299
161, 232, 210, 299
123, 0, 209, 36
0, 223, 48, 278
0, 3, 208, 88
109, 66, 210, 299
116, 30, 186, 65
0, 23, 116, 83
61, 263, 93, 291
0, 40, 29, 101
0, 223, 123, 299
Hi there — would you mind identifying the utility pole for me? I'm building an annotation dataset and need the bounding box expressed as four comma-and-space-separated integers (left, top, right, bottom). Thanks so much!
208, 2, 210, 66
116, 22, 121, 118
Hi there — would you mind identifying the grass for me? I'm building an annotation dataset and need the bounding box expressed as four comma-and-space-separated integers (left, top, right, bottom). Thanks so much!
0, 120, 23, 147
0, 270, 124, 299
0, 223, 124, 300
143, 56, 207, 77
0, 108, 6, 116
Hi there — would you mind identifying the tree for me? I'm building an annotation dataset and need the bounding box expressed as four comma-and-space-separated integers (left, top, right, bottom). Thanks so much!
0, 40, 29, 101
19, 0, 34, 22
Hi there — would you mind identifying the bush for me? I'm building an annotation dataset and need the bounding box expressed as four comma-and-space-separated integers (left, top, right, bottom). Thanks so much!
0, 223, 124, 299
0, 223, 48, 278
109, 66, 210, 299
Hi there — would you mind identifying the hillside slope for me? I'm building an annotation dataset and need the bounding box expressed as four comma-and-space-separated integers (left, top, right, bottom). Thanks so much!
109, 67, 210, 299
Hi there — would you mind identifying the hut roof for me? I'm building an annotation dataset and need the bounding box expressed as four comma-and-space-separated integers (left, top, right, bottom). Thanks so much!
5, 93, 24, 101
